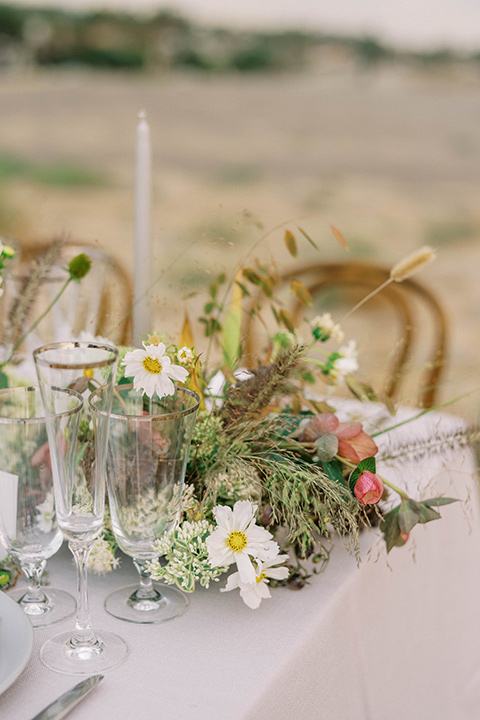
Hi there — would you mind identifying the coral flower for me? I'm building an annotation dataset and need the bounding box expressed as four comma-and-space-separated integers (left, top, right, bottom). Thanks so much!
353, 470, 384, 506
299, 413, 378, 464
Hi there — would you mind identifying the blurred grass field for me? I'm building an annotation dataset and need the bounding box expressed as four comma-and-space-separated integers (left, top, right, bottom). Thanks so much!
1, 66, 480, 417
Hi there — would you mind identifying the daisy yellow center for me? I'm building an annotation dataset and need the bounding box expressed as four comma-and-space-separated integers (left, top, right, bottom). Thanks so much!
226, 530, 248, 553
256, 572, 267, 584
143, 356, 163, 375
83, 369, 94, 378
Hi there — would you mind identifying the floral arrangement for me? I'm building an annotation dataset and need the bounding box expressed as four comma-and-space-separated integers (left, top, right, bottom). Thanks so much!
0, 232, 465, 608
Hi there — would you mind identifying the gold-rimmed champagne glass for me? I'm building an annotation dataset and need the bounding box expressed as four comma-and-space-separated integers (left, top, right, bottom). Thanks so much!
90, 383, 200, 623
0, 386, 79, 628
33, 341, 127, 675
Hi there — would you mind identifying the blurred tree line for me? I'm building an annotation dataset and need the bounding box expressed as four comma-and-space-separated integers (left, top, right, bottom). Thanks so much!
0, 3, 476, 73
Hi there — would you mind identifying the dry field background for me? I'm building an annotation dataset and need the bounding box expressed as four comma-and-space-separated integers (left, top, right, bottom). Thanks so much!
1, 66, 480, 418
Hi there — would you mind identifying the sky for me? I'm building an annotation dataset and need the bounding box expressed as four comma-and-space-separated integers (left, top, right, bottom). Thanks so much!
9, 0, 480, 51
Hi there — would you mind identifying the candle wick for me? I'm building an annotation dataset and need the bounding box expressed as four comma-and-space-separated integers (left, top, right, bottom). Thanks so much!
138, 108, 147, 121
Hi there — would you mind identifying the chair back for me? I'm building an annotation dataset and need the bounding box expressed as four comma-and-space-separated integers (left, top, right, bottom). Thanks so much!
243, 261, 448, 409
3, 240, 133, 351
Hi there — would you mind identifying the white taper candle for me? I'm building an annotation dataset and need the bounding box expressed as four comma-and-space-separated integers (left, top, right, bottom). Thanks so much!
133, 109, 153, 343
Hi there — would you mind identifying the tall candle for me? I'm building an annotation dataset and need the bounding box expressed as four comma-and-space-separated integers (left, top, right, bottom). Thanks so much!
133, 109, 153, 343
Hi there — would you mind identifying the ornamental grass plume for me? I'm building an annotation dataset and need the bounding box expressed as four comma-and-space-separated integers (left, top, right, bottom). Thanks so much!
390, 246, 436, 282
342, 245, 436, 321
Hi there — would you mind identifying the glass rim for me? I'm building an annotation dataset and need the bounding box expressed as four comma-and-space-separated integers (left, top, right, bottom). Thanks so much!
33, 341, 119, 370
89, 383, 201, 421
0, 385, 83, 424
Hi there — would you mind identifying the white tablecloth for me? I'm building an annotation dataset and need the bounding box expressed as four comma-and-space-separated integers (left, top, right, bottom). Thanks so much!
1, 410, 480, 720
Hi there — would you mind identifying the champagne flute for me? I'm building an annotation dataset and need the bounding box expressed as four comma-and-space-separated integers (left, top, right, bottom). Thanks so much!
33, 341, 127, 675
0, 386, 79, 627
89, 383, 199, 623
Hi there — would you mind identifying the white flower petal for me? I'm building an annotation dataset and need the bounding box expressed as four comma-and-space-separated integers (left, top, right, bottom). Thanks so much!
221, 572, 240, 593
265, 566, 289, 580
233, 500, 256, 531
166, 364, 189, 383
235, 550, 256, 584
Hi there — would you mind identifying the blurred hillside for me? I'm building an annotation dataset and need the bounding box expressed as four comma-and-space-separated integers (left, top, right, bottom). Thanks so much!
1, 3, 480, 74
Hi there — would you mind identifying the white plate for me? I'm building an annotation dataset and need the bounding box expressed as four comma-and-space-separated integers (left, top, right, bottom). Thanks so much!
0, 591, 33, 695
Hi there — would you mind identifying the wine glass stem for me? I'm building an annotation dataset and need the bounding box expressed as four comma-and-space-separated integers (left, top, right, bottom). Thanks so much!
133, 558, 156, 599
21, 559, 48, 604
69, 540, 95, 645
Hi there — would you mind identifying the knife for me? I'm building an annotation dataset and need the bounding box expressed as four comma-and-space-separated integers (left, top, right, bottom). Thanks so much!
30, 675, 104, 720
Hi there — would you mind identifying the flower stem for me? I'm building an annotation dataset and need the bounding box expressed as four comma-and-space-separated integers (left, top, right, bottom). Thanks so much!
380, 475, 409, 501
339, 277, 392, 324
0, 276, 73, 370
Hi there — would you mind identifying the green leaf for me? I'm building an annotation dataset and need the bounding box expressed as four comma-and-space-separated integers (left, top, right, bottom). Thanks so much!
235, 281, 250, 297
279, 309, 295, 333
290, 279, 312, 307
418, 503, 441, 524
242, 267, 262, 285
222, 275, 243, 368
284, 230, 298, 257
380, 507, 401, 553
322, 459, 346, 486
349, 456, 376, 491
423, 497, 459, 507
259, 277, 273, 298
315, 433, 339, 462
398, 499, 422, 535
296, 226, 319, 250
345, 376, 378, 402
0, 372, 8, 389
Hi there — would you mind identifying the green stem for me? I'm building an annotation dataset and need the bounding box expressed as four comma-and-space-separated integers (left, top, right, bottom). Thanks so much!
0, 276, 73, 370
371, 390, 476, 438
380, 475, 409, 501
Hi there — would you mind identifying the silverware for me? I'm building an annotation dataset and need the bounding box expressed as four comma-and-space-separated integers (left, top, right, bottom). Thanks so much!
30, 675, 104, 720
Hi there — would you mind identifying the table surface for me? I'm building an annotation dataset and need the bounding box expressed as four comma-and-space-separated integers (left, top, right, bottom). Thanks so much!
1, 407, 480, 720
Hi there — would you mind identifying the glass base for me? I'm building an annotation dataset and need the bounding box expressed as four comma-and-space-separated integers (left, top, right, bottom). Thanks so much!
9, 587, 76, 629
105, 582, 188, 624
40, 629, 128, 675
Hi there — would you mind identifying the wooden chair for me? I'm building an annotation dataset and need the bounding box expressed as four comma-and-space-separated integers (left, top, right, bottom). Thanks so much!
6, 239, 133, 349
243, 261, 448, 409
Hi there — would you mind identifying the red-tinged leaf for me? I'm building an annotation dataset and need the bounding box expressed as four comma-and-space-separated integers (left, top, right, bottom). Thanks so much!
330, 224, 350, 251
279, 309, 295, 333
296, 226, 319, 250
284, 230, 298, 258
290, 279, 312, 307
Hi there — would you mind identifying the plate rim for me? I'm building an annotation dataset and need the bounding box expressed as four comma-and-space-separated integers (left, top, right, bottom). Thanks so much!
0, 590, 34, 696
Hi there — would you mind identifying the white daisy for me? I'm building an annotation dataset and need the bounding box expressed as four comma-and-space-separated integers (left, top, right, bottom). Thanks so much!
221, 554, 290, 609
206, 500, 278, 584
331, 339, 358, 380
310, 313, 344, 343
122, 341, 188, 399
177, 346, 194, 364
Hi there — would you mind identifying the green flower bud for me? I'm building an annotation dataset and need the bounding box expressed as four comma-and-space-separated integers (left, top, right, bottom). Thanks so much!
1, 245, 15, 259
68, 253, 91, 280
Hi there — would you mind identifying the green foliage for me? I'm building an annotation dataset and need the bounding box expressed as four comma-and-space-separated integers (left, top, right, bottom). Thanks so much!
380, 496, 458, 552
